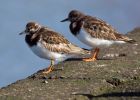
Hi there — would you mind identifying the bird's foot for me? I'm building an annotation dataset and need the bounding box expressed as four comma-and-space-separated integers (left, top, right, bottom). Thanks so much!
82, 57, 97, 62
42, 66, 54, 75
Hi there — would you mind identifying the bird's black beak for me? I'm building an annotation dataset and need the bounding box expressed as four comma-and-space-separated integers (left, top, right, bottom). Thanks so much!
19, 31, 26, 35
60, 18, 69, 22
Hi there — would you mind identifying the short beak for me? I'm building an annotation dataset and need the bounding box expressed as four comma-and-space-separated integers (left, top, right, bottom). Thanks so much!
19, 31, 26, 35
60, 18, 69, 22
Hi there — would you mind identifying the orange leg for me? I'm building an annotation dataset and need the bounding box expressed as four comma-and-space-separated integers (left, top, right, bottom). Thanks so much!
42, 60, 54, 75
83, 48, 100, 62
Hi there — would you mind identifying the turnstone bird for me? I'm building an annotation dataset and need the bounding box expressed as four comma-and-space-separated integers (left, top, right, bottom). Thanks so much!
61, 10, 136, 61
19, 22, 90, 74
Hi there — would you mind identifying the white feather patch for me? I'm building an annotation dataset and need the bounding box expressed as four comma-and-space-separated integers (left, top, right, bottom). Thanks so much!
76, 29, 125, 48
29, 42, 70, 61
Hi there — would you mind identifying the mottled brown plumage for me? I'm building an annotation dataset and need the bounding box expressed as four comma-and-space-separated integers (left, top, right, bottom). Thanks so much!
83, 15, 135, 42
20, 22, 91, 74
24, 23, 89, 54
61, 10, 136, 61
40, 28, 89, 54
62, 10, 135, 42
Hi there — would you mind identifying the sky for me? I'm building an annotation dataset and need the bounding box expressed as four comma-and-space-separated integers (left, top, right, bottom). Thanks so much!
0, 0, 140, 87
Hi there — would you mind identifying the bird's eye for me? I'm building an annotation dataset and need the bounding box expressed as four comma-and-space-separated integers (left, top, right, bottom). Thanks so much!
26, 27, 32, 32
29, 27, 33, 29
30, 27, 34, 30
72, 14, 77, 17
28, 28, 31, 31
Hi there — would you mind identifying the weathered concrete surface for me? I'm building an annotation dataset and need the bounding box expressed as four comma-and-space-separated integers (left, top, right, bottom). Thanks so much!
0, 28, 140, 100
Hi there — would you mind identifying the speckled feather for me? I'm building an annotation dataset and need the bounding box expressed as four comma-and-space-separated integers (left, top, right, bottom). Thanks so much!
39, 27, 88, 54
67, 10, 135, 43
82, 15, 133, 42
25, 22, 89, 55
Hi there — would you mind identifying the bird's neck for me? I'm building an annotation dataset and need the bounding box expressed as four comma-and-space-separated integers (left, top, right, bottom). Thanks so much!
25, 32, 40, 47
70, 20, 83, 36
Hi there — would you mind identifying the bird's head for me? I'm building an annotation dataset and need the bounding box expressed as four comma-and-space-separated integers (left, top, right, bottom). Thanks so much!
61, 10, 84, 22
19, 22, 41, 35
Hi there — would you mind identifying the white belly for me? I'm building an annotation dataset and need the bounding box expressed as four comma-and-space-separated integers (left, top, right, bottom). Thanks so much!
29, 42, 69, 61
76, 29, 125, 48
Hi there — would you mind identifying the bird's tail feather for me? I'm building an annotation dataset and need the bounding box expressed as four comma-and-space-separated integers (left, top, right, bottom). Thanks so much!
125, 39, 136, 44
121, 35, 136, 44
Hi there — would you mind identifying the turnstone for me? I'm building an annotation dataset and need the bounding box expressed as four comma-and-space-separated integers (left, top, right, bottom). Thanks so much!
19, 22, 90, 74
61, 10, 136, 61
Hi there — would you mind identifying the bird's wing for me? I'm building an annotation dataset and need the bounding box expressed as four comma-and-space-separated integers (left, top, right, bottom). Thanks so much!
83, 16, 133, 42
40, 27, 89, 54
